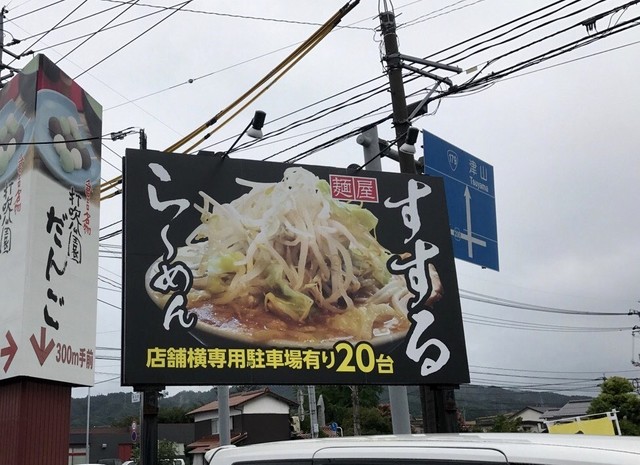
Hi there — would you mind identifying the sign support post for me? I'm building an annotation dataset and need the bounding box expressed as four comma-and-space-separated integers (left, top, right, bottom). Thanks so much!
141, 388, 161, 465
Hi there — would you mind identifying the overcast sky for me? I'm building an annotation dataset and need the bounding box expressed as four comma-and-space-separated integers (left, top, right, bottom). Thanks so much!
6, 0, 640, 400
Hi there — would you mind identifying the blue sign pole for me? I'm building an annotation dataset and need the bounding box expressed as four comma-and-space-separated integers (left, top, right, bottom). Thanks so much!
423, 130, 499, 271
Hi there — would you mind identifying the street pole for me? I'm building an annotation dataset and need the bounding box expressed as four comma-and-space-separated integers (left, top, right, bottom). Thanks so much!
377, 7, 414, 437
357, 124, 412, 435
308, 385, 319, 438
218, 386, 231, 445
0, 7, 5, 71
139, 128, 147, 150
378, 7, 462, 434
379, 10, 415, 175
85, 387, 91, 462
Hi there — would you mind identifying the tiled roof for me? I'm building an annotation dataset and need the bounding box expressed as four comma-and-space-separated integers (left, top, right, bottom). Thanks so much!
187, 432, 248, 454
187, 387, 296, 415
541, 399, 593, 420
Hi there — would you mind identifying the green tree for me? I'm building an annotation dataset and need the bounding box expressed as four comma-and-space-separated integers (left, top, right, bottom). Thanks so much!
131, 439, 179, 463
588, 376, 640, 436
316, 386, 388, 435
354, 406, 392, 435
491, 414, 522, 432
159, 406, 194, 423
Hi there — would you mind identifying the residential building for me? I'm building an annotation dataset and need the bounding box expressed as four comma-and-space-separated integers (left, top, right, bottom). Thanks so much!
541, 399, 593, 422
187, 387, 297, 465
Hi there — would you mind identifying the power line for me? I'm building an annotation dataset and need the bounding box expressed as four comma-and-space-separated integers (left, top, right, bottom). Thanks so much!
101, 0, 373, 31
460, 289, 631, 316
463, 312, 632, 332
226, 78, 390, 155
471, 370, 600, 382
422, 0, 570, 61
6, 0, 66, 21
55, 0, 141, 64
437, 0, 609, 65
74, 0, 193, 79
462, 10, 640, 87
261, 2, 617, 160
98, 297, 121, 310
285, 9, 640, 164
398, 0, 489, 30
13, 0, 89, 63
500, 36, 640, 81
26, 1, 182, 53
470, 364, 639, 375
14, 1, 127, 41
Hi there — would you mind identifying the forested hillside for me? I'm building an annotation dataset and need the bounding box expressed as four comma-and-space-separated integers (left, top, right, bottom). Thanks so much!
71, 384, 589, 428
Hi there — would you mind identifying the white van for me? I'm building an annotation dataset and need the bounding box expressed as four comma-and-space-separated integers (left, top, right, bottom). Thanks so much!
204, 433, 640, 465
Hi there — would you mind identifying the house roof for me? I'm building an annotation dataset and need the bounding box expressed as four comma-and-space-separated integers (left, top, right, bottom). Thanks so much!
187, 432, 248, 454
70, 426, 129, 434
187, 387, 297, 415
511, 406, 545, 417
541, 399, 593, 420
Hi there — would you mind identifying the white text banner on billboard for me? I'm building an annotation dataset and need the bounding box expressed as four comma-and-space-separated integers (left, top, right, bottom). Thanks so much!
423, 130, 499, 271
123, 150, 469, 386
0, 55, 101, 386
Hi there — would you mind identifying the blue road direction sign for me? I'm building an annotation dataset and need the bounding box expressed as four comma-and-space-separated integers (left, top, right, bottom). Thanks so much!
423, 130, 499, 271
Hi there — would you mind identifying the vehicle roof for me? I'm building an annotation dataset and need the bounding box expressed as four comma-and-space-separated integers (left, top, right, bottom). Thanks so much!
204, 433, 640, 464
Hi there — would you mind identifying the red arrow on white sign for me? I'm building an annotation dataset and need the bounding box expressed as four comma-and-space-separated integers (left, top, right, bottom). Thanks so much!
1, 331, 17, 372
30, 327, 55, 366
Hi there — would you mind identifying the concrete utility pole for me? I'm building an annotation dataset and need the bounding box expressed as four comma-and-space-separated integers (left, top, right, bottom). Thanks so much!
350, 385, 362, 435
376, 6, 462, 435
357, 126, 413, 435
379, 10, 415, 175
308, 385, 319, 438
0, 7, 5, 71
376, 8, 414, 435
218, 386, 231, 445
0, 8, 21, 86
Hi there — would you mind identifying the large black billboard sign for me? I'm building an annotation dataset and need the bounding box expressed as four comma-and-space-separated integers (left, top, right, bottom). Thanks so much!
122, 149, 469, 386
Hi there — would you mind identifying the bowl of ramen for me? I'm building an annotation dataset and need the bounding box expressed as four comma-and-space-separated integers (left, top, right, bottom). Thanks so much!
145, 167, 442, 348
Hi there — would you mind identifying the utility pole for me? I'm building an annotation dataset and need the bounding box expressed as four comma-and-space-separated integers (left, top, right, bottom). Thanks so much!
377, 8, 414, 436
308, 385, 319, 438
0, 7, 5, 71
379, 10, 415, 175
139, 128, 147, 150
350, 385, 362, 435
218, 386, 231, 445
378, 6, 461, 435
0, 8, 21, 86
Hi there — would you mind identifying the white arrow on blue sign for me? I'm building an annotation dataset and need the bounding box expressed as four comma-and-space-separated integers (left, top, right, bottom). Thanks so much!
423, 130, 499, 271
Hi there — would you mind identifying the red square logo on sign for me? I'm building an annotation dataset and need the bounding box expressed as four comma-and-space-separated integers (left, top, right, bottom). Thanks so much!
330, 175, 379, 203
330, 175, 355, 200
354, 177, 378, 202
